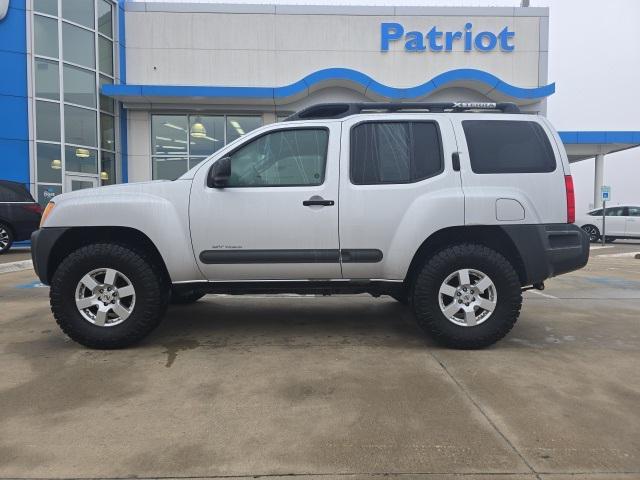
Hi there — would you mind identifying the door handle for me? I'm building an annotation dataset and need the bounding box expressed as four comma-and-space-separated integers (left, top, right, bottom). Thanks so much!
452, 152, 461, 171
303, 196, 334, 207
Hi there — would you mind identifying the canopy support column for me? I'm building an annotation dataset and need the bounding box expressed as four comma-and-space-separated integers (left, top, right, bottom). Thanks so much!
594, 153, 605, 208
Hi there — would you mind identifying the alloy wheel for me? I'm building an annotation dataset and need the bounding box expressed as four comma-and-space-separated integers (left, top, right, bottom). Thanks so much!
75, 268, 136, 327
438, 268, 497, 327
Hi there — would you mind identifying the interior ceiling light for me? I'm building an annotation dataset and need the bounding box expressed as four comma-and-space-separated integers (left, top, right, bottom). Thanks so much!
100, 171, 109, 180
190, 117, 207, 138
50, 159, 62, 170
230, 120, 245, 135
163, 123, 186, 131
75, 147, 90, 158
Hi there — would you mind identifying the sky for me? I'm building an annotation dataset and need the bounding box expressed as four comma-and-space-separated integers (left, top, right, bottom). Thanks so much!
132, 0, 640, 211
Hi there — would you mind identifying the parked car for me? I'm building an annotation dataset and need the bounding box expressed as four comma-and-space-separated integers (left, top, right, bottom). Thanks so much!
32, 102, 589, 350
0, 180, 42, 253
577, 205, 640, 242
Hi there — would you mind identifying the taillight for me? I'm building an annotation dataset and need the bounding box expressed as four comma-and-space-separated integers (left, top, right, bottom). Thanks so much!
21, 203, 43, 215
565, 175, 575, 224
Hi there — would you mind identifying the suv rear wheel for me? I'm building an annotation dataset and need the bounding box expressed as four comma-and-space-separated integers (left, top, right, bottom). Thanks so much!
50, 243, 169, 349
411, 243, 522, 349
0, 223, 13, 254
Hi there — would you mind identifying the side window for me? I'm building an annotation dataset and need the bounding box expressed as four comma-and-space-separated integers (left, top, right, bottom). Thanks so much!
350, 121, 443, 185
589, 209, 603, 216
462, 120, 556, 174
627, 207, 640, 217
227, 128, 329, 187
0, 182, 31, 202
605, 206, 626, 216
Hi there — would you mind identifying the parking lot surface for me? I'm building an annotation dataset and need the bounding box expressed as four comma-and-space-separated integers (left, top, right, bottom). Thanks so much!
1, 243, 639, 480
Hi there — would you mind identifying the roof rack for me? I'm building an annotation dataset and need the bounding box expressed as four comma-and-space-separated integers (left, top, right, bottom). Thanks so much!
285, 101, 521, 121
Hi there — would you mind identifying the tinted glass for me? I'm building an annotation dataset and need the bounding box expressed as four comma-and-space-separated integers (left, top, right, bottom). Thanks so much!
228, 129, 328, 187
35, 59, 60, 100
463, 120, 556, 174
62, 23, 95, 68
153, 157, 188, 181
36, 142, 62, 183
101, 114, 115, 150
98, 0, 113, 37
152, 115, 188, 155
34, 0, 58, 16
226, 116, 262, 143
99, 76, 115, 113
65, 105, 97, 146
589, 209, 603, 216
65, 145, 97, 173
36, 100, 60, 142
34, 15, 58, 58
627, 207, 640, 217
350, 122, 442, 185
189, 116, 224, 156
62, 0, 94, 28
0, 182, 31, 202
98, 37, 113, 76
63, 64, 96, 107
101, 150, 115, 185
605, 206, 625, 217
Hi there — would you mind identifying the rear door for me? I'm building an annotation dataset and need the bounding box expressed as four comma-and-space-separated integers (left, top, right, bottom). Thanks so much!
452, 115, 567, 225
338, 114, 463, 280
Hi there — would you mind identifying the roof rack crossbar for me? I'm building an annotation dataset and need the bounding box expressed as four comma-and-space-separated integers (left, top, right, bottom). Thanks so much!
285, 101, 520, 121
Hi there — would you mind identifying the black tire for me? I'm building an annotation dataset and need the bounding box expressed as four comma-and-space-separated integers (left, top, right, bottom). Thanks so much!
0, 222, 13, 254
411, 243, 522, 349
171, 288, 206, 305
50, 243, 170, 349
581, 224, 600, 243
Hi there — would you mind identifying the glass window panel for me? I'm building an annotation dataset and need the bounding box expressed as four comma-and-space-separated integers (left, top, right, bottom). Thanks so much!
34, 0, 58, 16
226, 116, 262, 143
101, 150, 115, 185
65, 105, 97, 146
35, 59, 59, 100
189, 157, 207, 170
62, 0, 94, 29
100, 113, 115, 150
36, 100, 60, 142
34, 15, 58, 58
37, 184, 62, 206
64, 145, 97, 173
228, 129, 328, 187
63, 64, 96, 107
36, 142, 62, 183
99, 76, 115, 113
153, 157, 188, 181
604, 207, 625, 217
70, 179, 97, 191
628, 207, 640, 217
189, 116, 224, 156
98, 0, 113, 37
62, 23, 95, 68
462, 120, 556, 174
152, 115, 188, 155
98, 36, 113, 76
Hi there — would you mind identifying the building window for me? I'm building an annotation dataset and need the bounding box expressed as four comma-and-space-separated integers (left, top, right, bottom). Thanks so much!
151, 114, 263, 180
32, 0, 117, 205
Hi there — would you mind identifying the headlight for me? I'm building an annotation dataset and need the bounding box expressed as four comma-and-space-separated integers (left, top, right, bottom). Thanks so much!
40, 201, 55, 228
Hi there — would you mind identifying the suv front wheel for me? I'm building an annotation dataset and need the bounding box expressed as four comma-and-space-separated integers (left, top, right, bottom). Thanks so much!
50, 243, 169, 349
411, 243, 522, 349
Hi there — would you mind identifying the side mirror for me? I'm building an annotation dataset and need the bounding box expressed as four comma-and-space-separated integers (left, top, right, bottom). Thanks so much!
208, 157, 231, 188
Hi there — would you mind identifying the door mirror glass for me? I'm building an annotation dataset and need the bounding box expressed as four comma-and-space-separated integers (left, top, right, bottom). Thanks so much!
208, 157, 231, 188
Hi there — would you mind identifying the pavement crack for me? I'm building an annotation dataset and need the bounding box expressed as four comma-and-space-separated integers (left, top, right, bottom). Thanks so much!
428, 350, 542, 480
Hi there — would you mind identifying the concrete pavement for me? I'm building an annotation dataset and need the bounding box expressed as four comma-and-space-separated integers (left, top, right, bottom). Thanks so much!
0, 246, 639, 479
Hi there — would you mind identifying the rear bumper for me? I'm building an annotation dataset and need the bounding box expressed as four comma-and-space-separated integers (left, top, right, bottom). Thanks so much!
501, 223, 590, 285
31, 227, 68, 285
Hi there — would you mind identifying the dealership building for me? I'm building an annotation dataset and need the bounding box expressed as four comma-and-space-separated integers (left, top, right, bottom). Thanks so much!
1, 0, 639, 207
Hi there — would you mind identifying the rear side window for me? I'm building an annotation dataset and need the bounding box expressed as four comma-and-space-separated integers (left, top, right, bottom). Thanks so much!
462, 120, 556, 174
350, 121, 443, 184
0, 182, 32, 202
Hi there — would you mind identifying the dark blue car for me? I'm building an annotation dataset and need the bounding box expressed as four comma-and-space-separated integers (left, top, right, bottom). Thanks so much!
0, 180, 42, 253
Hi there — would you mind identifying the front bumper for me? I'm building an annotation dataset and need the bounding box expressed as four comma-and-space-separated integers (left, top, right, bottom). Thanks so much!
501, 223, 590, 285
31, 227, 69, 285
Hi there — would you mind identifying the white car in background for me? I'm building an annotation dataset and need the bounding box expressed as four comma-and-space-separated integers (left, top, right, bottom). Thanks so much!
578, 205, 640, 242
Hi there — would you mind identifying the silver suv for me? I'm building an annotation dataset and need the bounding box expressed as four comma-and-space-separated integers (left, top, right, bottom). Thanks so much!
32, 102, 589, 349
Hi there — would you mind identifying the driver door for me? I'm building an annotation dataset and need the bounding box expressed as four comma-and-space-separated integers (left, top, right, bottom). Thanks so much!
189, 123, 342, 280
